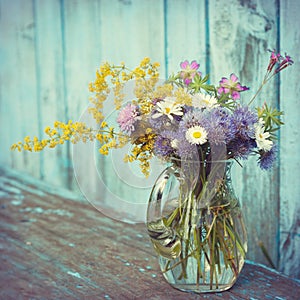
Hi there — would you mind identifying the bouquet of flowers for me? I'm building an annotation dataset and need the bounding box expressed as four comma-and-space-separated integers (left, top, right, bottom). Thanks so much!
12, 51, 293, 176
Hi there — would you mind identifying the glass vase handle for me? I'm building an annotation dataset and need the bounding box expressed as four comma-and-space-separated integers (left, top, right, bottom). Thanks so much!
146, 167, 182, 259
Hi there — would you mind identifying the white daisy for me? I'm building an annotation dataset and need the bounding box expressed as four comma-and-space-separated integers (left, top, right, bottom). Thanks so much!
185, 126, 208, 145
152, 97, 183, 120
192, 93, 219, 109
254, 119, 273, 151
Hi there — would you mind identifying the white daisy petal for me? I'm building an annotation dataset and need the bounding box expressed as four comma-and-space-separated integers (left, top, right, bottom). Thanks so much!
152, 97, 183, 120
192, 93, 219, 109
185, 126, 208, 145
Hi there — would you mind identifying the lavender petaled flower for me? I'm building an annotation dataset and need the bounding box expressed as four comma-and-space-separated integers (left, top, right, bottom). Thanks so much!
117, 103, 140, 134
205, 108, 235, 145
179, 107, 207, 129
227, 138, 256, 159
174, 128, 198, 159
218, 73, 249, 100
153, 134, 174, 158
258, 144, 278, 170
174, 107, 207, 158
230, 106, 258, 140
149, 111, 170, 130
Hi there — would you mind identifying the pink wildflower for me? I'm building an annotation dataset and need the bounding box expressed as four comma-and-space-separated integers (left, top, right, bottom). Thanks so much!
275, 53, 294, 73
218, 73, 249, 100
267, 49, 293, 74
180, 60, 201, 85
267, 49, 281, 72
117, 103, 140, 134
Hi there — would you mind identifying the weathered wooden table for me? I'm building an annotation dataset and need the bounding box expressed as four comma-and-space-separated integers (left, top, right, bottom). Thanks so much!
1, 167, 299, 300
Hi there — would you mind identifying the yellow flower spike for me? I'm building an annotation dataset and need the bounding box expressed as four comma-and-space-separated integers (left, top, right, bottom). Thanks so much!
153, 62, 160, 68
100, 122, 107, 128
49, 140, 57, 148
140, 57, 150, 68
24, 136, 31, 143
54, 121, 60, 128
41, 140, 48, 147
45, 126, 51, 134
99, 146, 109, 155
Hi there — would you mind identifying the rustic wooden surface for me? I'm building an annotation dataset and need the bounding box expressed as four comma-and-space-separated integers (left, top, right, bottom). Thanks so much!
0, 0, 299, 278
1, 166, 299, 300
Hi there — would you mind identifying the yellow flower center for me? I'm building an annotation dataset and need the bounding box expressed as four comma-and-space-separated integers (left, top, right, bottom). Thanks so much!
193, 131, 202, 139
165, 107, 171, 114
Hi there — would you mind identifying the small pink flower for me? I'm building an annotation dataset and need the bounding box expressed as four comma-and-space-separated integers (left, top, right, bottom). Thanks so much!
218, 74, 249, 100
267, 49, 293, 74
275, 53, 294, 73
267, 49, 281, 72
117, 103, 140, 134
180, 60, 201, 85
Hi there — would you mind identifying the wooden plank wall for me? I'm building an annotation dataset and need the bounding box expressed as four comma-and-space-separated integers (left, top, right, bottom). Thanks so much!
0, 0, 299, 278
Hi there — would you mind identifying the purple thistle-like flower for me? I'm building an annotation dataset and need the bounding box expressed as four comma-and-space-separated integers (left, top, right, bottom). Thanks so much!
205, 108, 235, 145
175, 107, 207, 158
258, 144, 278, 170
117, 103, 140, 134
227, 138, 256, 159
230, 106, 258, 140
179, 107, 207, 129
174, 129, 198, 159
149, 111, 170, 130
153, 134, 174, 158
218, 74, 249, 100
180, 60, 201, 85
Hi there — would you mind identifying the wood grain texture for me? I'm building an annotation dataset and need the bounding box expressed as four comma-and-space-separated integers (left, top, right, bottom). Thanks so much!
1, 166, 299, 299
0, 0, 299, 278
279, 0, 300, 278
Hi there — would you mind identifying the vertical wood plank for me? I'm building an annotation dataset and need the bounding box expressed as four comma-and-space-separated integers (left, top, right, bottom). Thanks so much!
279, 0, 300, 278
165, 0, 206, 73
208, 0, 279, 267
99, 0, 165, 68
59, 0, 104, 189
33, 0, 70, 187
0, 0, 41, 177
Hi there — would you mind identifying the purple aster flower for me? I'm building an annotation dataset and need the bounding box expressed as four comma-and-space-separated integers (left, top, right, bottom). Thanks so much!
258, 144, 278, 170
218, 74, 249, 100
153, 134, 174, 158
174, 129, 198, 159
179, 107, 207, 129
180, 60, 201, 85
230, 106, 258, 140
227, 138, 256, 159
205, 108, 235, 145
117, 103, 140, 134
174, 107, 207, 158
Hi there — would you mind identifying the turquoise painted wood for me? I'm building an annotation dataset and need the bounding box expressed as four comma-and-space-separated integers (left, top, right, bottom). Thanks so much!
0, 0, 299, 278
